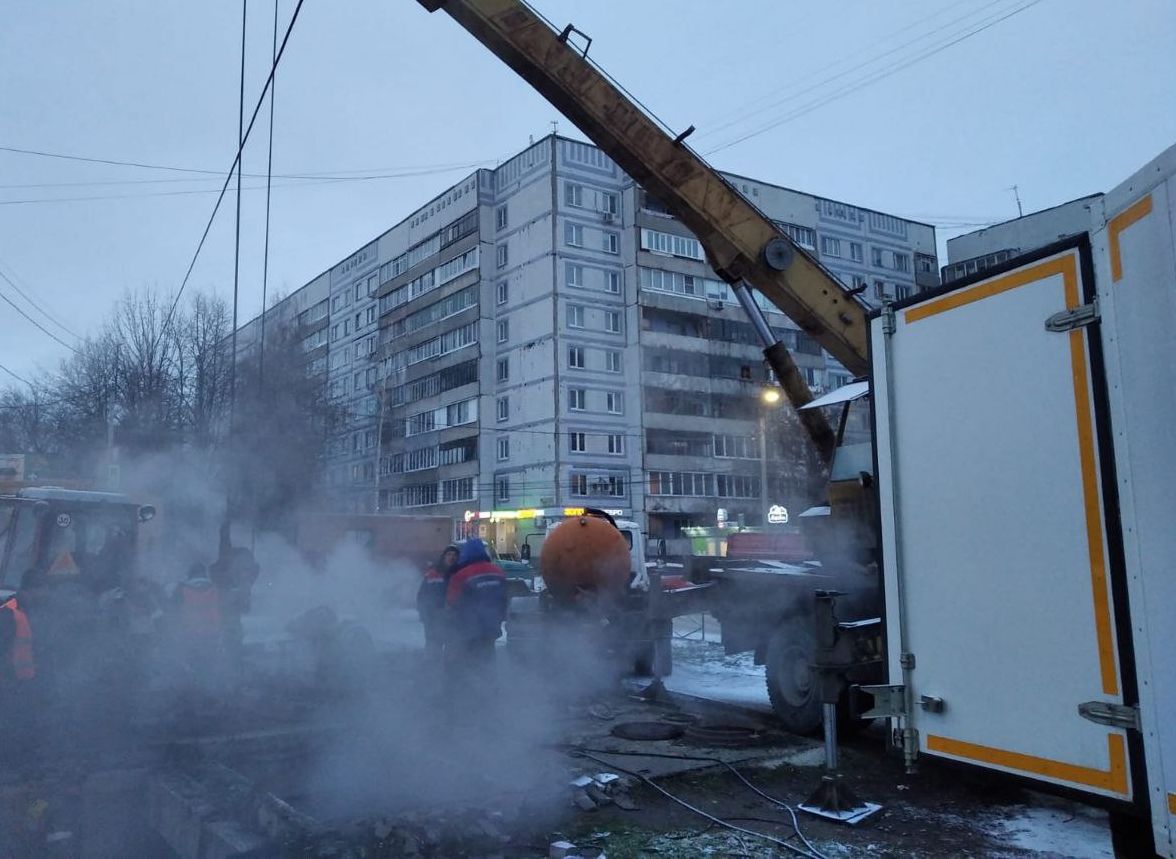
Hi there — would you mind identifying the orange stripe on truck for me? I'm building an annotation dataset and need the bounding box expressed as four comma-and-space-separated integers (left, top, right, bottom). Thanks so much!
928, 733, 1129, 795
1169, 793, 1176, 815
1108, 194, 1152, 282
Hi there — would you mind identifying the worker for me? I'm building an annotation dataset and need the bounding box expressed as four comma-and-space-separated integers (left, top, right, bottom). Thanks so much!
169, 562, 228, 711
417, 543, 458, 659
443, 538, 507, 681
0, 591, 36, 764
173, 562, 223, 640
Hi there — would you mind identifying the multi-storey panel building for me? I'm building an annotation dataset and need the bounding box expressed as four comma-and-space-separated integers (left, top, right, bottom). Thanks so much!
236, 135, 937, 551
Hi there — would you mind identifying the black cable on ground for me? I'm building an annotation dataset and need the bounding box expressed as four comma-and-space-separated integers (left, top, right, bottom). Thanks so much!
571, 748, 827, 859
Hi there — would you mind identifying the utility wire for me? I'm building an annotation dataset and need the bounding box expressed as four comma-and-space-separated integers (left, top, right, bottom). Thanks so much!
0, 360, 33, 387
0, 286, 79, 354
230, 0, 249, 427
706, 0, 1047, 156
153, 0, 307, 357
0, 263, 82, 340
258, 0, 279, 391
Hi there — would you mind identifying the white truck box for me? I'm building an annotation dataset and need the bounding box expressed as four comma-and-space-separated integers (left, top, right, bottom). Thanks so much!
871, 143, 1176, 856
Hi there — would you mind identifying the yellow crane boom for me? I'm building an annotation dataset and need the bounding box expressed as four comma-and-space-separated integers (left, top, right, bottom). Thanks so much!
418, 0, 869, 458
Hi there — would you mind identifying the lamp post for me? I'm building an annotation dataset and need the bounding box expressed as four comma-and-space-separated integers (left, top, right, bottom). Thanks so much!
760, 387, 782, 525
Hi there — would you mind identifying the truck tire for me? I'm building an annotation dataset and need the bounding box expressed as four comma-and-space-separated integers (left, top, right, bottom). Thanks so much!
765, 625, 822, 735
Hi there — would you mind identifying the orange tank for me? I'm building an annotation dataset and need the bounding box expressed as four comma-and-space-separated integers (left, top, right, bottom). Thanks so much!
539, 515, 631, 600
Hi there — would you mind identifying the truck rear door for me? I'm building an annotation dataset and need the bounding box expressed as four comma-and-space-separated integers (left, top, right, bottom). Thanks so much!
871, 240, 1139, 805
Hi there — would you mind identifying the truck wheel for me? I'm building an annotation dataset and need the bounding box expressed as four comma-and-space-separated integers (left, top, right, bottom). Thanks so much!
765, 626, 822, 735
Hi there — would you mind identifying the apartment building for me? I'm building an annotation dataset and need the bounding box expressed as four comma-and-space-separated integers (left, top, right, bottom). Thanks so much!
238, 135, 938, 549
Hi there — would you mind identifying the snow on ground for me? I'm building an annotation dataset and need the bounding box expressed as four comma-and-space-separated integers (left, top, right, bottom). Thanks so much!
982, 797, 1113, 859
664, 614, 774, 714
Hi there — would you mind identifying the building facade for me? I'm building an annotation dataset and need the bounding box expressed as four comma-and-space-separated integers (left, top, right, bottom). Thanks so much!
239, 136, 938, 550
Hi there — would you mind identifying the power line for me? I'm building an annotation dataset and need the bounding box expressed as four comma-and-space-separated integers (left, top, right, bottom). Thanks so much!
0, 261, 82, 340
153, 0, 307, 356
230, 0, 250, 428
705, 0, 1047, 156
0, 284, 79, 354
258, 0, 279, 392
0, 360, 33, 387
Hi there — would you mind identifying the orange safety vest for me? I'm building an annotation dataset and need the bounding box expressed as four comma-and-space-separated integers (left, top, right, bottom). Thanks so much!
179, 582, 222, 634
3, 599, 35, 680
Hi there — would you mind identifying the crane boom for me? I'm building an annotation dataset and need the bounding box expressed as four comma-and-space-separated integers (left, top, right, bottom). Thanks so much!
418, 0, 869, 458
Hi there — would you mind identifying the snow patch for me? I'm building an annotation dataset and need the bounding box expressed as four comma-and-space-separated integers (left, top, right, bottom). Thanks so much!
984, 802, 1112, 859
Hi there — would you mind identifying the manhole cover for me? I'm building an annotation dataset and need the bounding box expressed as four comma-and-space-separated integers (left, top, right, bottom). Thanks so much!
682, 723, 771, 747
610, 721, 685, 741
658, 712, 700, 726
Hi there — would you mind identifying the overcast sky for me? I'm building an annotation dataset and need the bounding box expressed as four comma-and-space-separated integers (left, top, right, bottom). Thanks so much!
2, 0, 1173, 382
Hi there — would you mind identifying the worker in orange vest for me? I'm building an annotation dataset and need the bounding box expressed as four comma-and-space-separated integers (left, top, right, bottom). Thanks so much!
0, 591, 35, 683
173, 562, 223, 643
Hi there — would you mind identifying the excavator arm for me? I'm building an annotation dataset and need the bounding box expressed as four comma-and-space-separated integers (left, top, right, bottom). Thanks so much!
417, 0, 868, 459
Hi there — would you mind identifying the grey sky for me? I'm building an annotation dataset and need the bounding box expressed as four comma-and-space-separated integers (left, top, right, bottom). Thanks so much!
2, 0, 1173, 382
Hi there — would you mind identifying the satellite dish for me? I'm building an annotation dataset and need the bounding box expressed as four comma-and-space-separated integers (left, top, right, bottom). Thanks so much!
763, 238, 794, 272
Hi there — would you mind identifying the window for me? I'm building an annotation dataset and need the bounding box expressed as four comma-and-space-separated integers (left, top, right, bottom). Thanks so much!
343, 320, 350, 336
569, 473, 588, 496
850, 242, 863, 263
496, 281, 508, 305
716, 474, 760, 499
775, 222, 816, 250
569, 431, 586, 452
496, 396, 509, 422
820, 236, 842, 257
442, 477, 475, 503
368, 274, 379, 295
604, 311, 621, 333
606, 271, 620, 294
569, 387, 586, 411
497, 319, 509, 343
605, 350, 622, 373
566, 263, 584, 287
355, 312, 363, 330
607, 433, 624, 455
355, 283, 363, 302
568, 345, 585, 368
640, 228, 704, 261
353, 371, 363, 391
496, 244, 508, 268
496, 357, 509, 382
874, 280, 887, 300
366, 306, 376, 325
497, 436, 510, 461
495, 205, 508, 231
917, 253, 936, 274
496, 477, 510, 503
436, 247, 479, 284
565, 182, 584, 207
872, 247, 884, 267
648, 471, 713, 497
602, 232, 619, 254
602, 192, 619, 215
446, 399, 473, 427
606, 391, 623, 414
714, 434, 758, 459
567, 305, 585, 328
893, 252, 911, 272
896, 284, 913, 300
565, 223, 584, 247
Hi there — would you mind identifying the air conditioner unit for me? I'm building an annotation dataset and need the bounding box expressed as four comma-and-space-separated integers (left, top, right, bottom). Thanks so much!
601, 212, 615, 224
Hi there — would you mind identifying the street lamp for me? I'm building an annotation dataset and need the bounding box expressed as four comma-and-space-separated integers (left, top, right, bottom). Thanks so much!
759, 387, 782, 525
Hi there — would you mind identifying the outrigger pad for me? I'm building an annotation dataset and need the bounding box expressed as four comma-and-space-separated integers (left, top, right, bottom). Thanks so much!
799, 775, 882, 825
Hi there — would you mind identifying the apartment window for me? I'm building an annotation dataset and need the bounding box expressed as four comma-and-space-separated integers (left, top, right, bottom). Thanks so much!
496, 357, 509, 383
872, 247, 884, 267
874, 280, 887, 300
604, 311, 621, 333
497, 319, 509, 343
569, 387, 586, 411
607, 433, 624, 455
820, 236, 842, 257
332, 295, 343, 312
497, 436, 510, 461
640, 228, 704, 261
569, 431, 586, 453
606, 476, 625, 497
565, 182, 584, 208
496, 477, 510, 503
496, 244, 508, 268
714, 434, 757, 459
354, 312, 363, 330
602, 232, 619, 254
355, 283, 363, 302
716, 474, 760, 499
565, 223, 584, 248
850, 242, 863, 263
446, 399, 473, 427
606, 391, 623, 414
566, 263, 584, 287
916, 253, 936, 274
893, 252, 911, 272
366, 306, 376, 325
569, 473, 588, 496
496, 282, 508, 306
605, 350, 622, 373
896, 284, 914, 300
606, 271, 620, 294
775, 222, 816, 250
343, 320, 351, 336
496, 396, 509, 422
495, 205, 508, 232
567, 305, 585, 329
353, 371, 363, 391
568, 345, 585, 369
602, 192, 619, 215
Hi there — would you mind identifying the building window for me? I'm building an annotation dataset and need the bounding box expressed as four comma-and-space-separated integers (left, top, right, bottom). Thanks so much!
495, 205, 508, 232
496, 396, 509, 422
496, 244, 508, 268
496, 477, 510, 503
567, 305, 585, 329
569, 431, 586, 452
640, 228, 704, 261
566, 263, 584, 287
497, 319, 509, 343
850, 242, 863, 263
607, 433, 624, 455
714, 434, 757, 459
568, 345, 585, 369
893, 252, 911, 272
606, 475, 625, 497
569, 387, 586, 411
775, 222, 816, 250
874, 280, 887, 300
366, 306, 376, 325
569, 473, 588, 496
820, 236, 842, 257
605, 350, 622, 373
496, 357, 509, 382
602, 232, 619, 254
606, 391, 623, 414
896, 284, 914, 300
565, 223, 584, 248
565, 181, 584, 208
871, 247, 884, 267
606, 271, 620, 294
343, 320, 351, 336
497, 436, 510, 461
604, 310, 621, 333
497, 281, 509, 305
